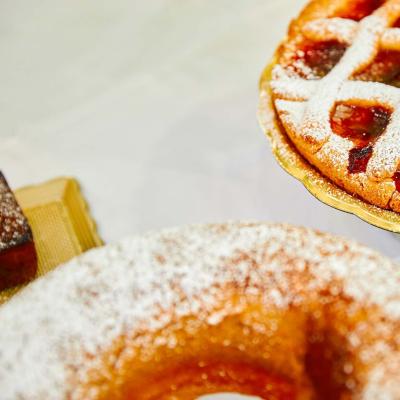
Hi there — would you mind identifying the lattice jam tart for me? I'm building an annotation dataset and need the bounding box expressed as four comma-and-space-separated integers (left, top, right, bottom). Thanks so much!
269, 0, 400, 212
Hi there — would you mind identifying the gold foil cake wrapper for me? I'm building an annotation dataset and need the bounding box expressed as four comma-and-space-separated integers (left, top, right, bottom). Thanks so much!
258, 60, 400, 233
0, 177, 102, 304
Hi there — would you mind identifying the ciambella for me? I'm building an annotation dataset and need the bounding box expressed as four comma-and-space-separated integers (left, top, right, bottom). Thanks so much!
0, 222, 399, 399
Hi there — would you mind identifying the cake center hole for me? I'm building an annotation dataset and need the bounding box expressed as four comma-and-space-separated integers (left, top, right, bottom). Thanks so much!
198, 394, 261, 399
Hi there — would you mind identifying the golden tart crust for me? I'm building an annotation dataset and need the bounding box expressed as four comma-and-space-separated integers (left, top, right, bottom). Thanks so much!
270, 0, 400, 212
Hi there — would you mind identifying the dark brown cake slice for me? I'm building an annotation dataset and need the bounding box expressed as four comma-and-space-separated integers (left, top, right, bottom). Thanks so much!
0, 172, 37, 290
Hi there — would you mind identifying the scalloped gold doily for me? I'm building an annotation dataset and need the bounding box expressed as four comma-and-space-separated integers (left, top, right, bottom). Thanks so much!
258, 60, 400, 233
0, 177, 103, 304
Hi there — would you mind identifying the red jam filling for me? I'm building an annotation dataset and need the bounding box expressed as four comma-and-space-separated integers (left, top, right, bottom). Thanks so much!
348, 146, 373, 173
330, 103, 391, 173
295, 0, 384, 78
354, 51, 400, 87
337, 0, 384, 21
295, 41, 347, 78
393, 172, 400, 192
331, 104, 390, 147
394, 17, 400, 28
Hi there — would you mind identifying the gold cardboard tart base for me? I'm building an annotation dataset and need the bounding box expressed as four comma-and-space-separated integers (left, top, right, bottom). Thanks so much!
0, 177, 102, 304
258, 60, 400, 233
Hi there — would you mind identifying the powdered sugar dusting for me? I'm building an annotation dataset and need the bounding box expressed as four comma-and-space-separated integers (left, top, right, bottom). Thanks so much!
271, 0, 400, 212
0, 222, 399, 399
303, 18, 358, 44
0, 172, 32, 251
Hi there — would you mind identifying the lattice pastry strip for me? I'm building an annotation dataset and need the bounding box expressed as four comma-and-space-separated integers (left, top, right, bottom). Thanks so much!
271, 0, 400, 183
303, 18, 400, 50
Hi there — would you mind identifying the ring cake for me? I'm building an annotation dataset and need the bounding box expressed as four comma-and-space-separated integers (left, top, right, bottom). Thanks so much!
267, 0, 400, 213
0, 222, 399, 399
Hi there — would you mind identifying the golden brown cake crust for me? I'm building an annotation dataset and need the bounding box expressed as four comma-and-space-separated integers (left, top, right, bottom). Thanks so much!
270, 0, 400, 213
0, 222, 399, 399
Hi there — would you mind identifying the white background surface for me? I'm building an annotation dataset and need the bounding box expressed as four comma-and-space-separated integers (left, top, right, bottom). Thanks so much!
1, 0, 398, 258
1, 1, 398, 398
